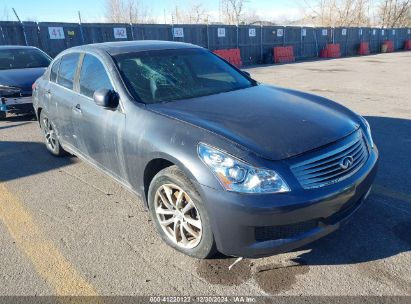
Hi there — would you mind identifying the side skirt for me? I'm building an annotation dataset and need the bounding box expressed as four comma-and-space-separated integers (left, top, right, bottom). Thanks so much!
60, 141, 143, 202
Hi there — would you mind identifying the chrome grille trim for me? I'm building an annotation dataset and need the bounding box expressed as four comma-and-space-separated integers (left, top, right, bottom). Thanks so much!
291, 131, 369, 189
297, 145, 364, 181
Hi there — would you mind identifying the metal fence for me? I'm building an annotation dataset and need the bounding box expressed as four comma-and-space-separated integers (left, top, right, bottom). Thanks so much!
1, 21, 410, 64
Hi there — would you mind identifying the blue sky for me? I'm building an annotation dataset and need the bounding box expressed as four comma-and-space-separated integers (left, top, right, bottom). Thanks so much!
0, 0, 303, 23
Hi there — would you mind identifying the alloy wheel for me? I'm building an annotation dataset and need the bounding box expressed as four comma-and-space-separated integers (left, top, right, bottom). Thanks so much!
154, 183, 202, 249
42, 116, 57, 152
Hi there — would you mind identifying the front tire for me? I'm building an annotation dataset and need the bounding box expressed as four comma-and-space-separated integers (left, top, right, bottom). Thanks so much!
39, 111, 66, 156
148, 165, 216, 259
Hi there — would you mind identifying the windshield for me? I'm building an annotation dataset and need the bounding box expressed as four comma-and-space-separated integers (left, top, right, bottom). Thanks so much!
114, 48, 255, 104
0, 48, 51, 70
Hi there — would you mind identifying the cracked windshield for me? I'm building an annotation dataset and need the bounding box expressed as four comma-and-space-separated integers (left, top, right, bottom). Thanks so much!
115, 48, 254, 103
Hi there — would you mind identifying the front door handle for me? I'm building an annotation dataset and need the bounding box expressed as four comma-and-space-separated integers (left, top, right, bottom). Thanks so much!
72, 104, 82, 114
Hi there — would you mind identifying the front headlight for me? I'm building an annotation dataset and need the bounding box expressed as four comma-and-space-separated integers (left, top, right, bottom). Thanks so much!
198, 143, 290, 194
360, 116, 374, 149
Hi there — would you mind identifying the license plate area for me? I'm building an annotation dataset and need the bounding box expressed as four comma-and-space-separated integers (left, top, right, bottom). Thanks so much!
3, 96, 32, 105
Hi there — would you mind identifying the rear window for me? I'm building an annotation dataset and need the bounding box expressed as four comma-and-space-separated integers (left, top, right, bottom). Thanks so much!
0, 48, 51, 70
57, 53, 80, 90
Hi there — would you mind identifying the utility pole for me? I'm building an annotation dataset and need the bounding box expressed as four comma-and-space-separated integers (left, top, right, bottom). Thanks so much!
175, 6, 178, 24
12, 8, 21, 22
78, 11, 85, 44
77, 11, 82, 23
12, 8, 28, 46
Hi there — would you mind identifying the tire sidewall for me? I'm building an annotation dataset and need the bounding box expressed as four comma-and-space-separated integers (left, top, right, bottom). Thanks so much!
148, 166, 215, 259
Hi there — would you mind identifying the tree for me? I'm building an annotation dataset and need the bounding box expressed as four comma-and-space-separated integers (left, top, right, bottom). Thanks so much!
302, 0, 371, 27
377, 0, 411, 27
187, 2, 209, 23
242, 9, 262, 24
1, 5, 10, 21
105, 0, 154, 23
171, 2, 209, 24
220, 0, 247, 25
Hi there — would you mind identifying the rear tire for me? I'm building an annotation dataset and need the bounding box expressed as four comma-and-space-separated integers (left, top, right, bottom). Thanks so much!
39, 111, 67, 157
0, 111, 6, 119
148, 165, 216, 259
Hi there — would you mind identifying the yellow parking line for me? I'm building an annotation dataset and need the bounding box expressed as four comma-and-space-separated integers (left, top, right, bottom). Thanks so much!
373, 184, 411, 204
0, 183, 98, 296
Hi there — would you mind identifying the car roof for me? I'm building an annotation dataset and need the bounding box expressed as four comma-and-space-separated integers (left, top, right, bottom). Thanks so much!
69, 40, 201, 56
0, 45, 40, 50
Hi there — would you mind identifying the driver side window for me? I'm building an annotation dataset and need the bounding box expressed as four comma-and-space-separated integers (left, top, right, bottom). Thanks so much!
79, 54, 113, 99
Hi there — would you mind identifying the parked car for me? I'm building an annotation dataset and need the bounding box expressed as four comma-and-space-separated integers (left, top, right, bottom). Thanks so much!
33, 41, 378, 258
0, 45, 51, 119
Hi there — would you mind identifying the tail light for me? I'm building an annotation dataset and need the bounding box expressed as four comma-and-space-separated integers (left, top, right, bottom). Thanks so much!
32, 82, 37, 91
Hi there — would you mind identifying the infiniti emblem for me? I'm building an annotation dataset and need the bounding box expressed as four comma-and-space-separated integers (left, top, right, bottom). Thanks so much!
339, 156, 354, 170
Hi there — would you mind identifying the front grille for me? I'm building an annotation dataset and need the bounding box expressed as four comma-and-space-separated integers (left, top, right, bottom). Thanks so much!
255, 220, 318, 241
291, 131, 369, 189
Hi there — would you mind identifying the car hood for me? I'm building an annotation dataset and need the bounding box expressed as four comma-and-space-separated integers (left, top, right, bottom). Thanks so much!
148, 85, 360, 161
0, 67, 46, 90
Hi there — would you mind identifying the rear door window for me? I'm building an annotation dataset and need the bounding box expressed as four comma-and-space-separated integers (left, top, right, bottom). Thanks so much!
50, 58, 60, 83
79, 54, 113, 98
57, 53, 80, 90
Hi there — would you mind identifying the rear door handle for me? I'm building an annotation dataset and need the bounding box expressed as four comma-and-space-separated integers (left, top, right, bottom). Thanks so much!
72, 104, 82, 114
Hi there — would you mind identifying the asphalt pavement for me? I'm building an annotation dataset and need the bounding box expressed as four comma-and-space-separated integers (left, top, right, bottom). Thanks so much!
0, 52, 410, 297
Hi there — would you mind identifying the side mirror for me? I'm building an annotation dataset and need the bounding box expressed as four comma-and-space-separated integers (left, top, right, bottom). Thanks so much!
93, 89, 119, 109
241, 70, 251, 77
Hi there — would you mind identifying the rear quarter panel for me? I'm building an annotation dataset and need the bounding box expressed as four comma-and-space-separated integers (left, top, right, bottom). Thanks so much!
32, 71, 51, 119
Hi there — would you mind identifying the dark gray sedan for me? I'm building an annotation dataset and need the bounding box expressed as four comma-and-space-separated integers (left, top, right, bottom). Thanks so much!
33, 41, 378, 258
0, 46, 51, 119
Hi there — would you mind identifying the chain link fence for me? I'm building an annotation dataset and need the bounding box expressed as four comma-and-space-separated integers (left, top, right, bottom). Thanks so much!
1, 21, 410, 64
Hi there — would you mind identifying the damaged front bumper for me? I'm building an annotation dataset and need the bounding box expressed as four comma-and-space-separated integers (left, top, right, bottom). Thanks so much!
0, 92, 33, 114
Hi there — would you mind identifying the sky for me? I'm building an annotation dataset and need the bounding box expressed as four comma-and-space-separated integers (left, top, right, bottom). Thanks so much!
0, 0, 304, 23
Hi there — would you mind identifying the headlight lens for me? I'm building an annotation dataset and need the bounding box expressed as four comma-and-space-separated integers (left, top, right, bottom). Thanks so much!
198, 143, 290, 194
361, 116, 374, 149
